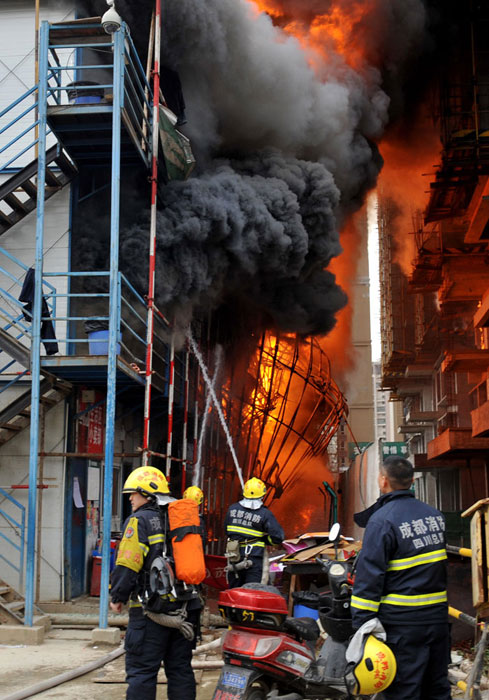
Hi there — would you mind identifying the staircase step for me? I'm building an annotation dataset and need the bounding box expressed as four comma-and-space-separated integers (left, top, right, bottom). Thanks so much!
0, 422, 22, 431
45, 168, 62, 187
0, 210, 15, 228
40, 395, 58, 407
4, 193, 34, 216
4, 600, 24, 612
22, 179, 38, 199
55, 151, 77, 176
0, 585, 11, 596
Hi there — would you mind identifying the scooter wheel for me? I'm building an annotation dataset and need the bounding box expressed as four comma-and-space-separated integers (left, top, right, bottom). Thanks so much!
243, 685, 268, 700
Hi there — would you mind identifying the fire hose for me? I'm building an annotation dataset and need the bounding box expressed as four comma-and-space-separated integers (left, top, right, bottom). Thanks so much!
0, 645, 126, 700
0, 635, 224, 700
225, 558, 253, 572
144, 609, 195, 640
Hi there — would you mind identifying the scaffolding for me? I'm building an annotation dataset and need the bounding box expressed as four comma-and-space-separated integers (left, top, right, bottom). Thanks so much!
0, 11, 349, 630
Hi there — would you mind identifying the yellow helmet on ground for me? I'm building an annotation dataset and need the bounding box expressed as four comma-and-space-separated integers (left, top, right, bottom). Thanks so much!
344, 634, 397, 695
123, 466, 169, 497
183, 485, 204, 505
243, 477, 266, 499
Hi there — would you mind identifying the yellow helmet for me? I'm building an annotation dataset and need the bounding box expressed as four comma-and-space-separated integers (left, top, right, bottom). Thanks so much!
122, 466, 169, 497
243, 477, 266, 499
344, 634, 397, 695
183, 485, 204, 505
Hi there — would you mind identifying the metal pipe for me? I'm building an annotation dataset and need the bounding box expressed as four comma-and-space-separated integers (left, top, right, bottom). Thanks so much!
165, 331, 175, 476
25, 19, 49, 628
99, 25, 124, 631
141, 11, 155, 150
39, 452, 140, 458
36, 404, 46, 603
192, 365, 200, 468
448, 605, 482, 629
181, 347, 190, 492
142, 0, 161, 463
34, 0, 40, 159
446, 545, 472, 558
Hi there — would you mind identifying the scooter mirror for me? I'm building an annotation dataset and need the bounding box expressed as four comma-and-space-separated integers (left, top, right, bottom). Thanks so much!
329, 522, 341, 542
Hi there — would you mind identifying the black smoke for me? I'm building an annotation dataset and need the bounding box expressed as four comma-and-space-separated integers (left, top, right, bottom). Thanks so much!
76, 0, 428, 337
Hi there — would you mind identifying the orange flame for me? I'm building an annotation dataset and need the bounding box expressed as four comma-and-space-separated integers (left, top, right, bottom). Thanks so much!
378, 113, 441, 275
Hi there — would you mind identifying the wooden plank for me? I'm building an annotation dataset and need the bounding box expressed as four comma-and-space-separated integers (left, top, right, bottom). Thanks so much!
471, 512, 484, 608
463, 499, 489, 518
288, 574, 297, 616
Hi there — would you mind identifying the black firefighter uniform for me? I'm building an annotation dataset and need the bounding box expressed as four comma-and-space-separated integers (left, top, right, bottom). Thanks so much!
225, 501, 284, 587
110, 502, 200, 700
351, 489, 451, 700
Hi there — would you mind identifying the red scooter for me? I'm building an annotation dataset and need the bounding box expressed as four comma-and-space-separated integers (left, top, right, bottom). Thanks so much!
212, 525, 357, 700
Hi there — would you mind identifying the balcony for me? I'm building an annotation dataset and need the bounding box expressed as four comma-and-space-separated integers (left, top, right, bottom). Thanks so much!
427, 428, 489, 459
465, 177, 489, 244
474, 288, 489, 328
471, 401, 489, 437
437, 257, 489, 307
441, 350, 489, 373
407, 410, 445, 422
413, 453, 466, 470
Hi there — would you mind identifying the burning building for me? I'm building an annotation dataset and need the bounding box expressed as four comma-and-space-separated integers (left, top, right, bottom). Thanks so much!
0, 0, 456, 629
378, 0, 489, 548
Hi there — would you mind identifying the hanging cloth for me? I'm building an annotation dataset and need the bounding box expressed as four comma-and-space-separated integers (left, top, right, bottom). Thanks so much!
19, 268, 59, 355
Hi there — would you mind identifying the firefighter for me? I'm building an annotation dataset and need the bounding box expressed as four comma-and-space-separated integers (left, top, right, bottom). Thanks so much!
110, 466, 201, 700
351, 456, 450, 700
183, 485, 207, 550
224, 476, 284, 588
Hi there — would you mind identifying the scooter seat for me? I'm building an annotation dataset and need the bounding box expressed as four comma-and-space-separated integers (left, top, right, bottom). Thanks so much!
283, 616, 320, 642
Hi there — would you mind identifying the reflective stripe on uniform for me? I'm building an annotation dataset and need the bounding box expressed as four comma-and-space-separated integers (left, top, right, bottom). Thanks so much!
227, 525, 265, 537
129, 600, 142, 608
140, 542, 149, 555
148, 533, 165, 545
240, 540, 265, 548
387, 549, 447, 572
351, 595, 380, 612
381, 590, 448, 607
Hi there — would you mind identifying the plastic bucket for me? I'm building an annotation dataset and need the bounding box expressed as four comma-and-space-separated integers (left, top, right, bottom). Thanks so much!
88, 330, 121, 355
67, 81, 104, 105
293, 604, 319, 620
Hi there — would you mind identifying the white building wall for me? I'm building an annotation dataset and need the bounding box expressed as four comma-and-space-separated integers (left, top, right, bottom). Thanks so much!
0, 1, 74, 600
0, 402, 66, 600
0, 0, 75, 170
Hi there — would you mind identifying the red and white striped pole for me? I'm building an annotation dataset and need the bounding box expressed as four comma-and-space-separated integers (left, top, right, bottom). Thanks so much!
165, 332, 175, 477
192, 365, 200, 479
142, 0, 162, 464
181, 346, 190, 493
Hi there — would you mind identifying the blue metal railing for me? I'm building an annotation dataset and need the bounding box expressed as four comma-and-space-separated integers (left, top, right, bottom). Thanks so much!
45, 22, 153, 166
18, 19, 155, 629
0, 85, 57, 174
0, 21, 153, 175
40, 270, 168, 386
0, 488, 25, 590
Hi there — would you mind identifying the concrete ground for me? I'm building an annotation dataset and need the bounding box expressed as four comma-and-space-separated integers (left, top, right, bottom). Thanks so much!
0, 627, 222, 699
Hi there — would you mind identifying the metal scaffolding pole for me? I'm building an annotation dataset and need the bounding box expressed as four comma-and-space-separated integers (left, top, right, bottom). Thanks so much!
25, 19, 49, 627
98, 26, 124, 630
181, 347, 190, 492
142, 0, 161, 463
165, 331, 175, 476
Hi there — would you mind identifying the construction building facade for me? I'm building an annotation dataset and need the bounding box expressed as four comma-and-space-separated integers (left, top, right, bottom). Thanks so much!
379, 0, 489, 548
0, 0, 350, 630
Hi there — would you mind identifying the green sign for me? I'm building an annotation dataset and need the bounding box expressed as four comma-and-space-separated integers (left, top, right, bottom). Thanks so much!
382, 441, 409, 457
159, 106, 196, 181
348, 442, 372, 460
